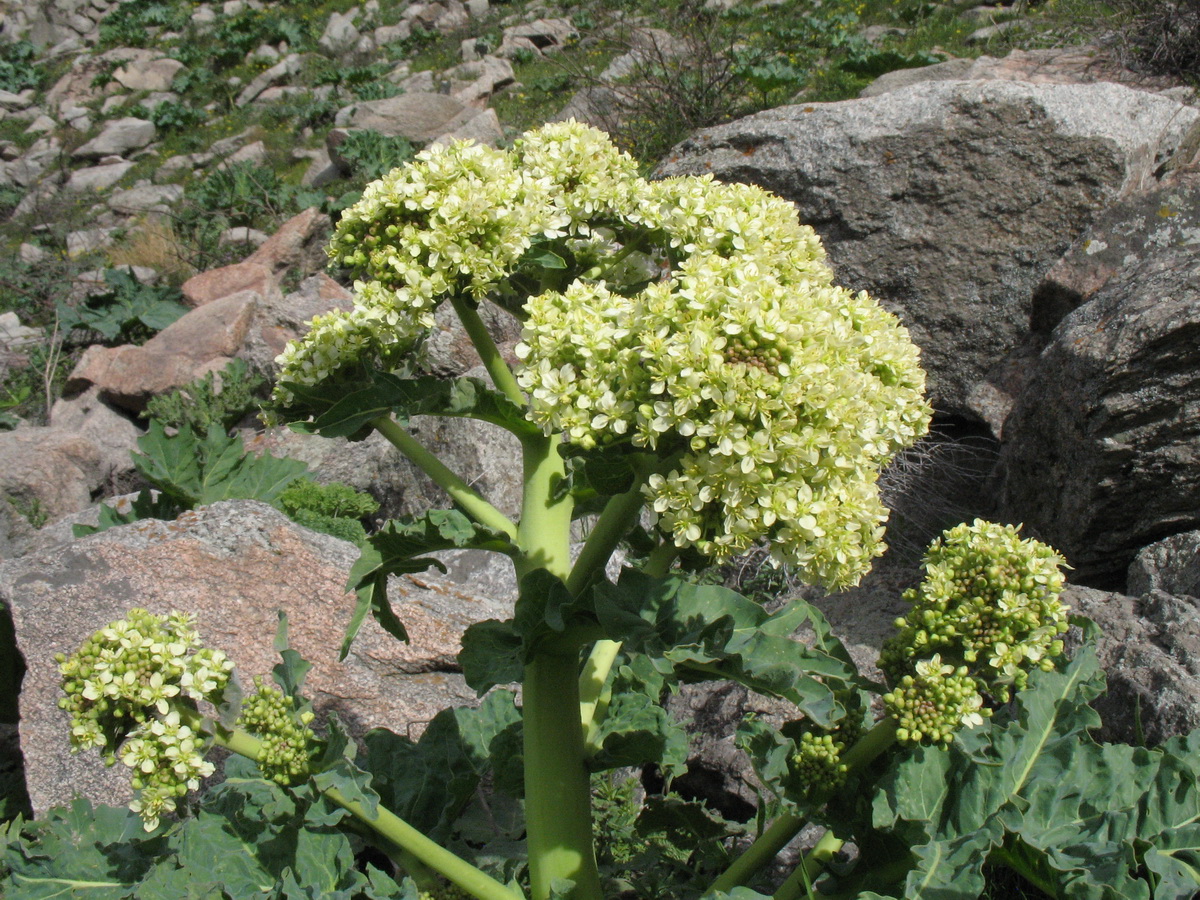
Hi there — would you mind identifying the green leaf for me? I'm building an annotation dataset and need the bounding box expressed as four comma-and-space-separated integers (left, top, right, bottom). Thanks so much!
363, 691, 521, 839
342, 511, 517, 658
284, 372, 538, 440
594, 571, 863, 726
0, 799, 162, 899
132, 422, 308, 510
459, 619, 525, 695
589, 689, 689, 777
271, 611, 312, 707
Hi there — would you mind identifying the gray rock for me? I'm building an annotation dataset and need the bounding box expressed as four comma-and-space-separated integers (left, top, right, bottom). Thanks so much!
1128, 532, 1200, 599
5, 136, 62, 188
0, 426, 107, 528
73, 117, 156, 160
48, 385, 142, 482
106, 183, 183, 216
5, 500, 514, 813
431, 107, 504, 147
0, 312, 42, 349
334, 92, 481, 143
655, 80, 1200, 421
65, 160, 135, 193
319, 10, 361, 56
65, 227, 120, 256
112, 57, 186, 93
1067, 585, 1200, 745
1031, 173, 1200, 336
235, 53, 304, 107
998, 240, 1200, 586
496, 17, 577, 57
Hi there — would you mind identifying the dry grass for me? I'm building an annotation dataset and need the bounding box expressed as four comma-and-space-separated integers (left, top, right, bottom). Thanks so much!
106, 216, 197, 284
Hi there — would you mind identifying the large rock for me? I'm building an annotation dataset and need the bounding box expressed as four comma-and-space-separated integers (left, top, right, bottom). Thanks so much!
0, 427, 106, 530
860, 46, 1187, 99
112, 57, 186, 93
181, 207, 330, 307
655, 80, 1200, 421
998, 239, 1200, 587
333, 92, 482, 143
72, 117, 156, 161
65, 291, 258, 412
4, 500, 513, 813
1031, 173, 1200, 336
1067, 584, 1200, 746
1128, 531, 1200, 598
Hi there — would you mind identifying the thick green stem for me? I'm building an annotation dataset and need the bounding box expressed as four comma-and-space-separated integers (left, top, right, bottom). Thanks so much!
516, 434, 573, 579
642, 542, 679, 578
516, 427, 601, 900
773, 830, 844, 900
177, 711, 519, 900
705, 718, 900, 896
523, 649, 602, 900
579, 639, 622, 753
450, 296, 526, 407
372, 415, 517, 540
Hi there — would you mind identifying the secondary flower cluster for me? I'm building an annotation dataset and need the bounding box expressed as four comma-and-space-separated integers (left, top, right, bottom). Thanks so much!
879, 520, 1069, 745
273, 121, 931, 586
57, 609, 234, 830
790, 709, 865, 796
237, 677, 316, 786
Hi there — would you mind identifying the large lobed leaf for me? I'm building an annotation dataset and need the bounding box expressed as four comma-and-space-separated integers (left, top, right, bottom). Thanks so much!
851, 639, 1200, 899
282, 372, 539, 441
342, 509, 517, 657
132, 421, 308, 509
593, 570, 865, 727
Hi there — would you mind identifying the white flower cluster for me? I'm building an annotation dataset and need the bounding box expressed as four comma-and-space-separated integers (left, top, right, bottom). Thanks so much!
516, 167, 930, 587
272, 121, 931, 586
879, 519, 1070, 703
58, 609, 234, 830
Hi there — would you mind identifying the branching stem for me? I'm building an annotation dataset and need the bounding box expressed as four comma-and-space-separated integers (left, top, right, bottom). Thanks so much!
175, 710, 520, 900
371, 415, 517, 540
450, 296, 527, 407
705, 718, 899, 896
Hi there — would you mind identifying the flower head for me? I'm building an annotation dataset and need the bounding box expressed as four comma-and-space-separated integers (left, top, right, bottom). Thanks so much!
57, 609, 233, 829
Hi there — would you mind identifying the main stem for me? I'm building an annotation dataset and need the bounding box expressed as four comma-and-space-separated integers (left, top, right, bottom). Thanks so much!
517, 433, 602, 900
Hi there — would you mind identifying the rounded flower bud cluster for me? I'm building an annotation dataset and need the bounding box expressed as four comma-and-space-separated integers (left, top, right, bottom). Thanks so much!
880, 520, 1069, 702
883, 656, 989, 747
877, 521, 1069, 746
790, 712, 865, 796
236, 678, 316, 786
57, 609, 234, 830
270, 121, 932, 588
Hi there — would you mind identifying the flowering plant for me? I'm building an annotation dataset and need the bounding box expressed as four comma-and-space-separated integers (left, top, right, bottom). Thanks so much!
33, 124, 1195, 900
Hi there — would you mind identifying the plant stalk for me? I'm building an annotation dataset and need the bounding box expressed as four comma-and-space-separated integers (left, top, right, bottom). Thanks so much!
177, 711, 520, 900
579, 638, 622, 753
450, 295, 527, 407
705, 718, 899, 896
372, 415, 517, 539
773, 829, 844, 900
523, 649, 603, 900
